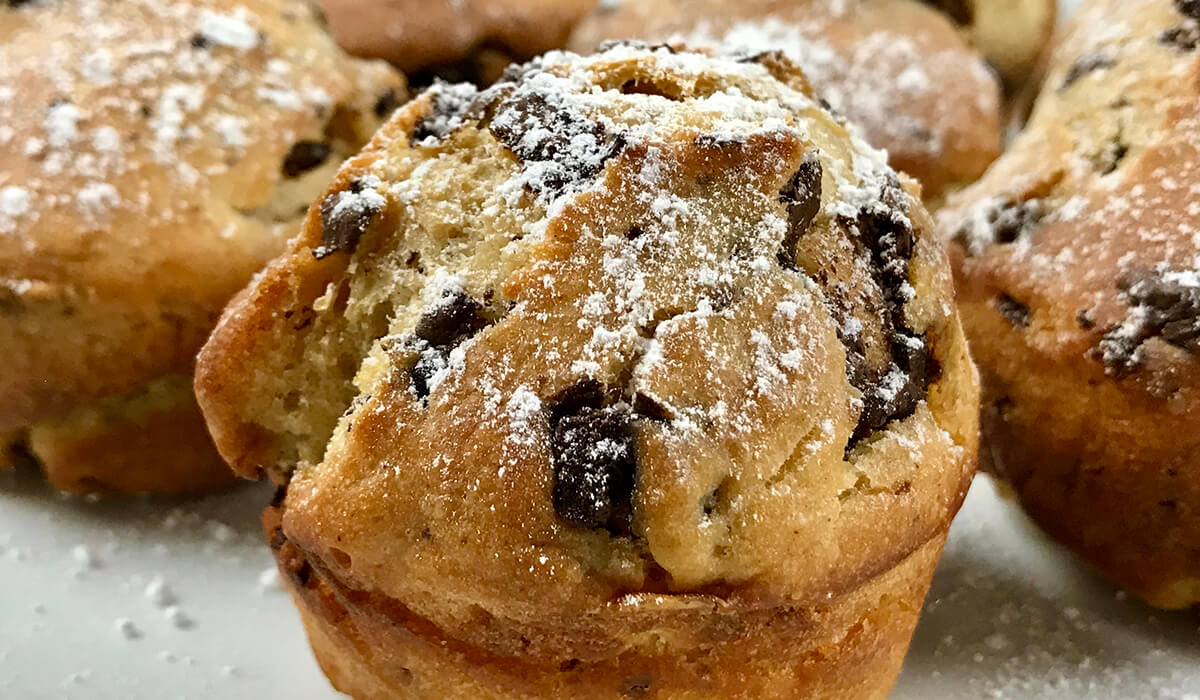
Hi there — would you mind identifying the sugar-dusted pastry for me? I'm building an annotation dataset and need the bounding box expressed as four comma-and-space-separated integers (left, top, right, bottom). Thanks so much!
317, 0, 597, 83
0, 0, 405, 493
569, 0, 1003, 202
940, 0, 1200, 609
198, 45, 978, 697
920, 0, 1057, 86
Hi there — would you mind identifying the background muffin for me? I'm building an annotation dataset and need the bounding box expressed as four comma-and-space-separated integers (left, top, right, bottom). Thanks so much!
0, 0, 405, 492
198, 45, 978, 698
569, 0, 1004, 203
318, 0, 598, 85
939, 0, 1200, 609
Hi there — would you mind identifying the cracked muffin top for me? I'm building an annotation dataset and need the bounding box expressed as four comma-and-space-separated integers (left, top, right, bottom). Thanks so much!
197, 44, 977, 648
0, 0, 404, 430
569, 0, 1004, 203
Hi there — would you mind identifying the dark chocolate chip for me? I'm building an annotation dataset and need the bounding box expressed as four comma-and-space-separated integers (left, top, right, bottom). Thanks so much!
548, 383, 636, 533
777, 151, 823, 270
489, 90, 626, 198
373, 89, 402, 118
1060, 53, 1115, 91
1161, 25, 1200, 51
830, 176, 940, 445
1077, 309, 1096, 330
953, 198, 1045, 256
282, 140, 332, 177
1176, 0, 1200, 21
411, 82, 478, 142
189, 33, 211, 50
406, 291, 492, 401
414, 291, 489, 348
996, 294, 1032, 328
1096, 268, 1200, 373
632, 392, 673, 422
314, 178, 383, 259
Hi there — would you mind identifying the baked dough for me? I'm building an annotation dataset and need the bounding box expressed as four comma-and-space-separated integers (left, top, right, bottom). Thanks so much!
0, 0, 404, 493
939, 0, 1200, 609
569, 0, 1004, 203
198, 45, 979, 696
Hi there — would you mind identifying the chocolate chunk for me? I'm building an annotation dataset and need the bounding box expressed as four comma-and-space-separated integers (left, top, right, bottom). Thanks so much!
411, 82, 478, 142
406, 291, 491, 401
920, 0, 973, 25
414, 291, 489, 348
189, 33, 211, 50
832, 177, 940, 445
1176, 0, 1200, 20
1097, 268, 1200, 373
548, 382, 637, 533
953, 198, 1044, 256
373, 90, 401, 118
282, 141, 332, 177
1060, 53, 1115, 91
489, 90, 626, 198
778, 151, 823, 270
1161, 25, 1200, 51
314, 178, 384, 259
996, 294, 1032, 328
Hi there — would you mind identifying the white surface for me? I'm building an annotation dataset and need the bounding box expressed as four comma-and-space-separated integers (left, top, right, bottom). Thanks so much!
2, 466, 1196, 699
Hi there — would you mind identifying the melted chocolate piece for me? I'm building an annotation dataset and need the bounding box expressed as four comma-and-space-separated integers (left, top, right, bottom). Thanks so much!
282, 140, 332, 177
1161, 24, 1200, 51
953, 197, 1045, 256
1060, 53, 1115, 91
1097, 268, 1200, 373
1176, 0, 1200, 21
548, 381, 637, 533
777, 151, 823, 270
996, 294, 1032, 328
314, 178, 383, 259
489, 91, 626, 197
406, 291, 491, 401
414, 291, 489, 347
411, 82, 478, 142
836, 178, 940, 445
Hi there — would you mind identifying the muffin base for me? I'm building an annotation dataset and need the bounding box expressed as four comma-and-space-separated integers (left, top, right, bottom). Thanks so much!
20, 377, 237, 495
272, 518, 948, 700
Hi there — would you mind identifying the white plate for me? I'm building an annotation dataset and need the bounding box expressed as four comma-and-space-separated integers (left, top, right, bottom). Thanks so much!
2, 467, 1197, 699
3, 0, 1197, 697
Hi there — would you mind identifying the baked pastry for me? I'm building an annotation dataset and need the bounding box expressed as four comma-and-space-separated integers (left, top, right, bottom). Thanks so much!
0, 0, 405, 493
317, 0, 597, 83
939, 0, 1200, 609
197, 45, 979, 697
569, 0, 1003, 203
920, 0, 1057, 87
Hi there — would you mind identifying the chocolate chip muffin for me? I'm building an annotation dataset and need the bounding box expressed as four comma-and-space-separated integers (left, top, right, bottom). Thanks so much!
939, 0, 1200, 609
0, 0, 405, 493
317, 0, 597, 84
920, 0, 1057, 87
569, 0, 1003, 203
198, 45, 978, 697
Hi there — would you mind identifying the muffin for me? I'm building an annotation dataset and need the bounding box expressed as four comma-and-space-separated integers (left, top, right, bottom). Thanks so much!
939, 0, 1200, 609
317, 0, 597, 84
920, 0, 1057, 87
569, 0, 1003, 203
198, 45, 978, 697
0, 0, 405, 493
